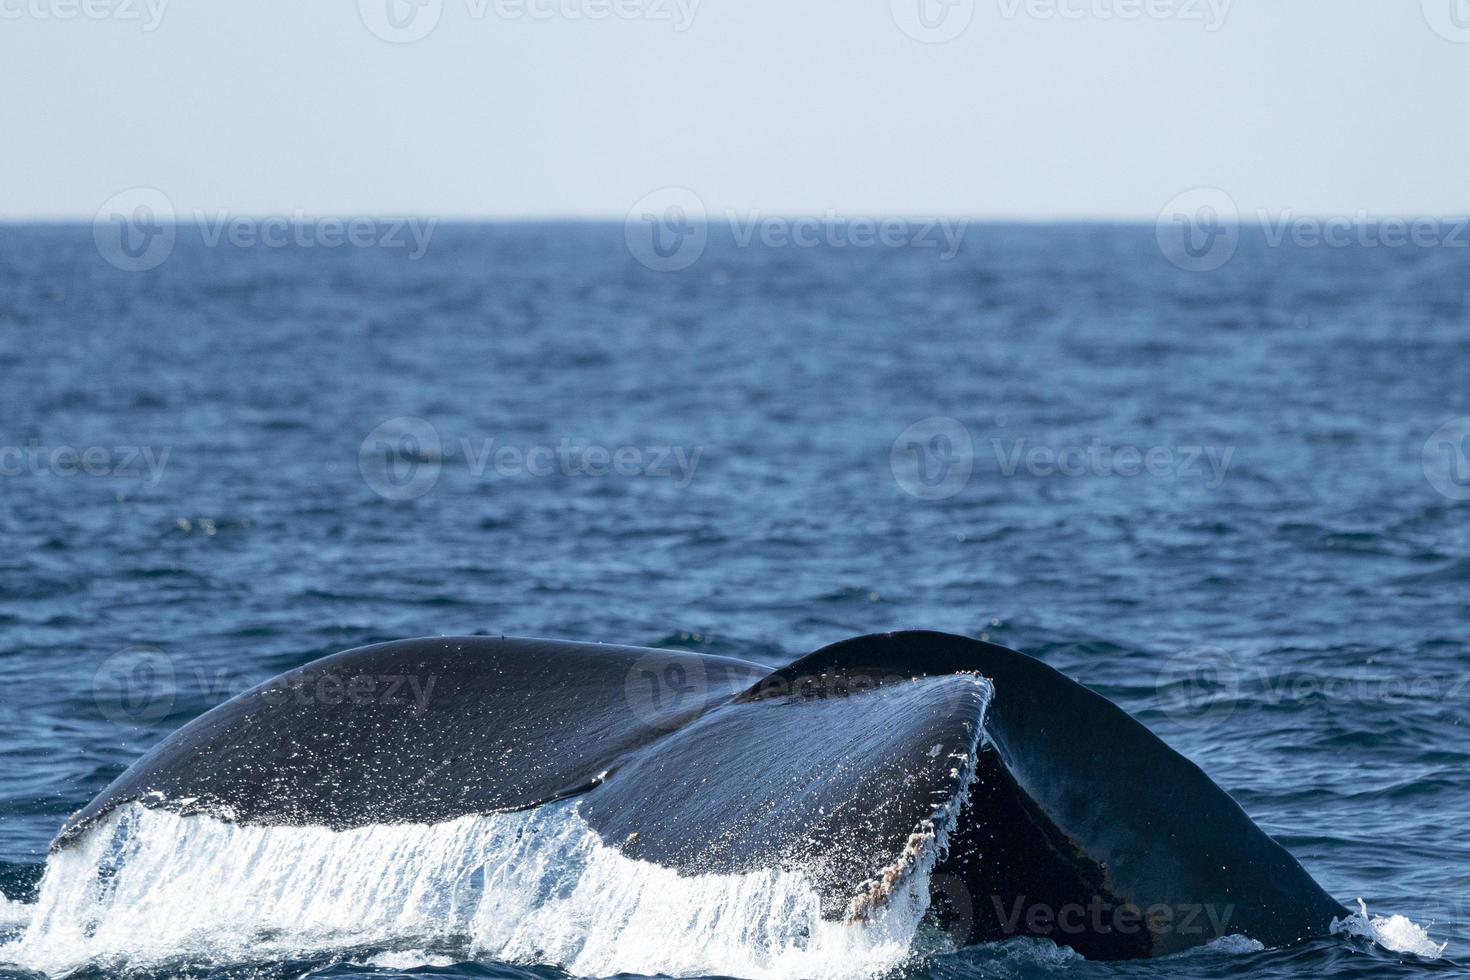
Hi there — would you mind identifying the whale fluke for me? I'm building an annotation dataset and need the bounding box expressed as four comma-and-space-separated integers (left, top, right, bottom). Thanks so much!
57, 637, 766, 844
56, 631, 1346, 960
749, 631, 1348, 957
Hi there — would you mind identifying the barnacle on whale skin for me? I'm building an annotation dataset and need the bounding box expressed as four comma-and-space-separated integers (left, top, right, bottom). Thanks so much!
845, 708, 985, 924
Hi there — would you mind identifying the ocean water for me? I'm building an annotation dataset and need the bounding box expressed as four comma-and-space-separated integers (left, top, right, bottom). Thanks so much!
0, 221, 1467, 979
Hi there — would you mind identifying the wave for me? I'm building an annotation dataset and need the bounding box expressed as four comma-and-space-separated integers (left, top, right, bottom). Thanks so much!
1, 632, 1450, 977
0, 808, 1449, 978
0, 801, 945, 980
1331, 899, 1447, 960
0, 890, 32, 932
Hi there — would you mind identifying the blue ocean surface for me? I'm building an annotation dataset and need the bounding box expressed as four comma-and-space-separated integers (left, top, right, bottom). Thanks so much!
0, 222, 1467, 979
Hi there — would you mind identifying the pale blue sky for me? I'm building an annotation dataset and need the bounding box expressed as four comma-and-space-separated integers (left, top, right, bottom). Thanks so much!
3, 0, 1468, 220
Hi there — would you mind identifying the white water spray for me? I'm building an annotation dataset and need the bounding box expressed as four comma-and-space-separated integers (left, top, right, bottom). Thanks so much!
1332, 898, 1446, 960
0, 890, 31, 932
1, 802, 941, 979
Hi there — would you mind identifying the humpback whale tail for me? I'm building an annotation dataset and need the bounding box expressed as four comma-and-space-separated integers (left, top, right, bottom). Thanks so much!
26, 631, 1347, 971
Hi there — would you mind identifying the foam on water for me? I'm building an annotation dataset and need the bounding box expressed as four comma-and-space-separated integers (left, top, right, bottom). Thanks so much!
0, 800, 945, 980
356, 949, 461, 969
0, 890, 31, 931
1194, 934, 1266, 955
1332, 898, 1447, 960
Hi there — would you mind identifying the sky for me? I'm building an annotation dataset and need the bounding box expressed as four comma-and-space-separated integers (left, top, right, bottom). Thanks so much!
2, 0, 1470, 221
